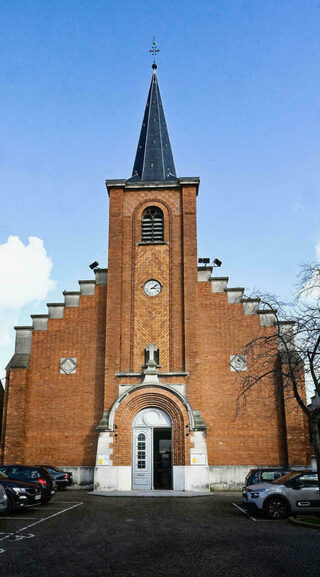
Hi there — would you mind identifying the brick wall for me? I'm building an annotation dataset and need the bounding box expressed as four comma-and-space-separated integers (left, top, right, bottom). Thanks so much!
1, 369, 28, 463
282, 369, 310, 465
198, 284, 309, 466
1, 286, 106, 466
133, 244, 170, 370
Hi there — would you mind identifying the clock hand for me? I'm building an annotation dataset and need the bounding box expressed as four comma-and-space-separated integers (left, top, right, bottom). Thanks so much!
151, 284, 158, 290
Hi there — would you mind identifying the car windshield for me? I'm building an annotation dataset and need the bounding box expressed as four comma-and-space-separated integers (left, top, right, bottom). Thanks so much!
0, 471, 9, 480
247, 471, 260, 485
272, 472, 303, 484
39, 468, 51, 477
10, 467, 39, 480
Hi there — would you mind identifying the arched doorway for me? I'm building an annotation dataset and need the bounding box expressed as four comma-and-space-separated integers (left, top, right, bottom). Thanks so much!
132, 407, 172, 490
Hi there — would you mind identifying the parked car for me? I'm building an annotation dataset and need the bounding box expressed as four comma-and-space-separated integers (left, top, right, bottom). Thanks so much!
0, 483, 8, 513
243, 470, 319, 519
38, 466, 73, 489
0, 466, 56, 503
243, 468, 291, 491
0, 471, 42, 513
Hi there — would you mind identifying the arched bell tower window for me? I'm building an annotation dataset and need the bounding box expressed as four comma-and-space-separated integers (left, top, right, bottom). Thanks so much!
141, 206, 164, 242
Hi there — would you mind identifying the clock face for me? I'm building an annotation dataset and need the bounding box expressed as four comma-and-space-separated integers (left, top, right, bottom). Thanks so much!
144, 279, 162, 297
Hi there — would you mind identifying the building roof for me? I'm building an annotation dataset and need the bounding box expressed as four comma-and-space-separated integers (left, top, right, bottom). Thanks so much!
129, 71, 177, 182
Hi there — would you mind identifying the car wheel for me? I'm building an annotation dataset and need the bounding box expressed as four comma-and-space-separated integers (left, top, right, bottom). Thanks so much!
5, 494, 15, 514
264, 497, 289, 520
42, 495, 51, 503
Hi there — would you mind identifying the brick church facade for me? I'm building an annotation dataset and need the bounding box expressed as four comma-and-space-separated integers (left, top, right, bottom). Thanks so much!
0, 65, 310, 491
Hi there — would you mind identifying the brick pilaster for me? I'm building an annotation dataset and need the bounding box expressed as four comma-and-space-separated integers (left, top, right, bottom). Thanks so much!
181, 186, 201, 408
104, 187, 124, 409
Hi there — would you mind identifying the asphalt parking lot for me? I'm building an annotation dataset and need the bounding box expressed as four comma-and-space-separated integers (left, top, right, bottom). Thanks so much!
0, 490, 319, 577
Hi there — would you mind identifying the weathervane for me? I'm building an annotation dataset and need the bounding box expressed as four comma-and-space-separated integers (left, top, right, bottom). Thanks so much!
149, 37, 159, 71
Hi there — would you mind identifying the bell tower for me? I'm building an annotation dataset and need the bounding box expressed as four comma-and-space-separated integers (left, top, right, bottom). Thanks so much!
95, 45, 208, 491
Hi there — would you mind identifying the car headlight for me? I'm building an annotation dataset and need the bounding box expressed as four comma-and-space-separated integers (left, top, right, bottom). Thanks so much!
12, 487, 27, 494
249, 488, 266, 498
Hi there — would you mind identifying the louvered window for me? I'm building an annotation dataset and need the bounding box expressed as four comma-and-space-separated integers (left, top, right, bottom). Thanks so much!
141, 206, 164, 242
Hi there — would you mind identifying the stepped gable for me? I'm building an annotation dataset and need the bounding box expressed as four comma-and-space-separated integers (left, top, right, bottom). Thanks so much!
197, 266, 278, 326
6, 268, 108, 369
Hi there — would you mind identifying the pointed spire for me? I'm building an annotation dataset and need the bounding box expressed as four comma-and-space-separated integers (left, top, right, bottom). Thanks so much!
129, 70, 177, 182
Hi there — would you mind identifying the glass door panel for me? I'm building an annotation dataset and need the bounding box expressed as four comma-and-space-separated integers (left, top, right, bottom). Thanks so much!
153, 428, 172, 490
132, 428, 152, 489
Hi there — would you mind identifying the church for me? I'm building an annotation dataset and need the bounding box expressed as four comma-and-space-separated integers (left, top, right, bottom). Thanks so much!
0, 56, 311, 491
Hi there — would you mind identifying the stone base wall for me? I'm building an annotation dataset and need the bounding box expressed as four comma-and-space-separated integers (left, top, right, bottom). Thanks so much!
93, 465, 210, 492
66, 466, 94, 488
209, 465, 255, 490
92, 463, 314, 492
208, 464, 312, 490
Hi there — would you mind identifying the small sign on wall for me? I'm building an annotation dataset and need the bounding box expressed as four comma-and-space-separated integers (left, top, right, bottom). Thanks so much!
97, 454, 111, 466
191, 453, 206, 465
60, 357, 77, 374
230, 354, 247, 372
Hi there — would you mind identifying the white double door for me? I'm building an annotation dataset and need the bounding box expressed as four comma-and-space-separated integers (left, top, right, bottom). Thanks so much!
132, 407, 172, 490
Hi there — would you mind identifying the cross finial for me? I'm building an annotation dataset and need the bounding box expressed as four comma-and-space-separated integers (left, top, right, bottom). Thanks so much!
145, 343, 158, 365
143, 343, 160, 384
149, 37, 159, 71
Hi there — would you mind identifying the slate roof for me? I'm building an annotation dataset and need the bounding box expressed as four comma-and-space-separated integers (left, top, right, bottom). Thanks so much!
129, 71, 177, 182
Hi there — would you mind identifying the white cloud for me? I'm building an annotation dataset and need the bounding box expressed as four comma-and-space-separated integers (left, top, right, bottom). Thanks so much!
0, 236, 55, 354
0, 310, 16, 347
0, 236, 55, 309
301, 273, 320, 303
299, 245, 320, 304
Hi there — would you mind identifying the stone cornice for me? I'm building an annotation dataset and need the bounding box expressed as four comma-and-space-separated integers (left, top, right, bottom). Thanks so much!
106, 177, 200, 195
115, 371, 189, 378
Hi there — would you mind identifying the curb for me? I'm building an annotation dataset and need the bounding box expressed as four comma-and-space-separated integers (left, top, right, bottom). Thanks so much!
89, 490, 211, 498
289, 516, 320, 530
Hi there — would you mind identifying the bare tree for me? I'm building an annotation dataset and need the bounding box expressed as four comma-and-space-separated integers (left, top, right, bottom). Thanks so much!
235, 263, 320, 483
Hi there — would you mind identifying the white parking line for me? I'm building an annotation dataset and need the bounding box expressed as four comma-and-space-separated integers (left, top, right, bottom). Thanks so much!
0, 517, 36, 520
0, 502, 83, 553
1, 532, 35, 542
0, 530, 38, 542
35, 507, 67, 510
232, 502, 256, 521
56, 501, 84, 503
18, 502, 83, 532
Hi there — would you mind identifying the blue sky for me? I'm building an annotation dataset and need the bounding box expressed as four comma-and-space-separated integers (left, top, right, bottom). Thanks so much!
1, 0, 319, 385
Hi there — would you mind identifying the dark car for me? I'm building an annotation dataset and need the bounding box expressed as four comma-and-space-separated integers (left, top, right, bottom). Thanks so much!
38, 466, 73, 489
0, 471, 42, 513
0, 465, 56, 503
0, 483, 8, 513
243, 468, 291, 492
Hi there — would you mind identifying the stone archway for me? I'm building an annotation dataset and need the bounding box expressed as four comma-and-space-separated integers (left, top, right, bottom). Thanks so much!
113, 386, 189, 470
94, 385, 209, 492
